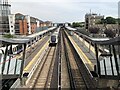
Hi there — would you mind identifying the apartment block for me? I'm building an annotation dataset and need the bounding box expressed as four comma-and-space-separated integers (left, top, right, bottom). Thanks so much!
8, 13, 52, 35
85, 13, 104, 30
0, 0, 11, 34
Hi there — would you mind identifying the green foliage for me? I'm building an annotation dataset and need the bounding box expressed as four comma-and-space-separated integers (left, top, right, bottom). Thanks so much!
88, 27, 100, 34
106, 17, 116, 24
3, 34, 15, 38
117, 18, 120, 24
68, 23, 71, 26
104, 29, 116, 38
100, 18, 107, 24
99, 17, 116, 24
72, 22, 84, 28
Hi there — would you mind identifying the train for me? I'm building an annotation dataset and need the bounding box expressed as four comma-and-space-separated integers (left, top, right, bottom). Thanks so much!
49, 27, 60, 46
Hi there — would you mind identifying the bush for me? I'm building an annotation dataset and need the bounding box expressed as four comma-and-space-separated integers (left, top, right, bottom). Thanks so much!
3, 34, 15, 38
104, 29, 116, 38
88, 27, 100, 34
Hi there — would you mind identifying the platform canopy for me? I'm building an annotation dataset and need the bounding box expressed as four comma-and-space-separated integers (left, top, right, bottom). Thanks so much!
92, 37, 120, 45
66, 26, 77, 31
0, 37, 30, 45
74, 31, 120, 45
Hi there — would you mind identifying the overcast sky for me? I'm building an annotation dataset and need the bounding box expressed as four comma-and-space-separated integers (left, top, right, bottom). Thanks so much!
10, 0, 120, 23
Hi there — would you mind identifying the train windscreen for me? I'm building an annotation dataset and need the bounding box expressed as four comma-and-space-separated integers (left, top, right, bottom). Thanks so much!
51, 36, 56, 42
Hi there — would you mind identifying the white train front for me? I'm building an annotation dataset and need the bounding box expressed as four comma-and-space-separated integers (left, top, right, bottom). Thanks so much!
49, 27, 60, 46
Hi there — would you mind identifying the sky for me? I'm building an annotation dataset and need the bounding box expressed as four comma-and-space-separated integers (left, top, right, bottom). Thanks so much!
10, 0, 120, 23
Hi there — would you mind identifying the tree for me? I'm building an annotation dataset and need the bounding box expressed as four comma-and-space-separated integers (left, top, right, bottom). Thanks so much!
101, 18, 107, 24
105, 17, 116, 24
68, 23, 71, 26
104, 29, 116, 38
72, 22, 80, 28
97, 17, 116, 24
117, 18, 120, 25
72, 22, 85, 28
88, 27, 100, 34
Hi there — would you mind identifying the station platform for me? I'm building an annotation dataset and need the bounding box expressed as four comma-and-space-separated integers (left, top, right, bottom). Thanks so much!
24, 36, 49, 69
65, 31, 96, 71
70, 31, 119, 77
10, 38, 50, 88
24, 38, 49, 72
0, 27, 56, 78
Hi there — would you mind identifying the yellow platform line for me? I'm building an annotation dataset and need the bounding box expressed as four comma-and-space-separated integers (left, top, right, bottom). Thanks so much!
24, 40, 49, 71
66, 31, 94, 70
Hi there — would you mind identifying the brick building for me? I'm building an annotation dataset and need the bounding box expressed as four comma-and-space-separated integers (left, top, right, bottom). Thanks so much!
8, 13, 52, 35
8, 13, 28, 35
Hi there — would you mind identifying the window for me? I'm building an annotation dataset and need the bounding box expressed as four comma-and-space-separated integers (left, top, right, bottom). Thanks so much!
11, 30, 14, 32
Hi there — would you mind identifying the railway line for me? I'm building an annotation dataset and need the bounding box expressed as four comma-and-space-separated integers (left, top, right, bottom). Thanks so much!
9, 27, 97, 89
3, 26, 119, 90
62, 31, 86, 89
62, 30, 96, 89
60, 29, 70, 88
26, 28, 96, 89
50, 30, 61, 89
26, 46, 57, 89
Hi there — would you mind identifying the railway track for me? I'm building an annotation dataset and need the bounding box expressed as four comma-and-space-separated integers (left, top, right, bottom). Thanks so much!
60, 29, 70, 88
62, 30, 96, 89
27, 46, 57, 89
62, 31, 86, 89
50, 30, 61, 89
25, 28, 96, 89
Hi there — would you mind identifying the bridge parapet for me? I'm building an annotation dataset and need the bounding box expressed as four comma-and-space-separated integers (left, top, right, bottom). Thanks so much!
66, 26, 120, 88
